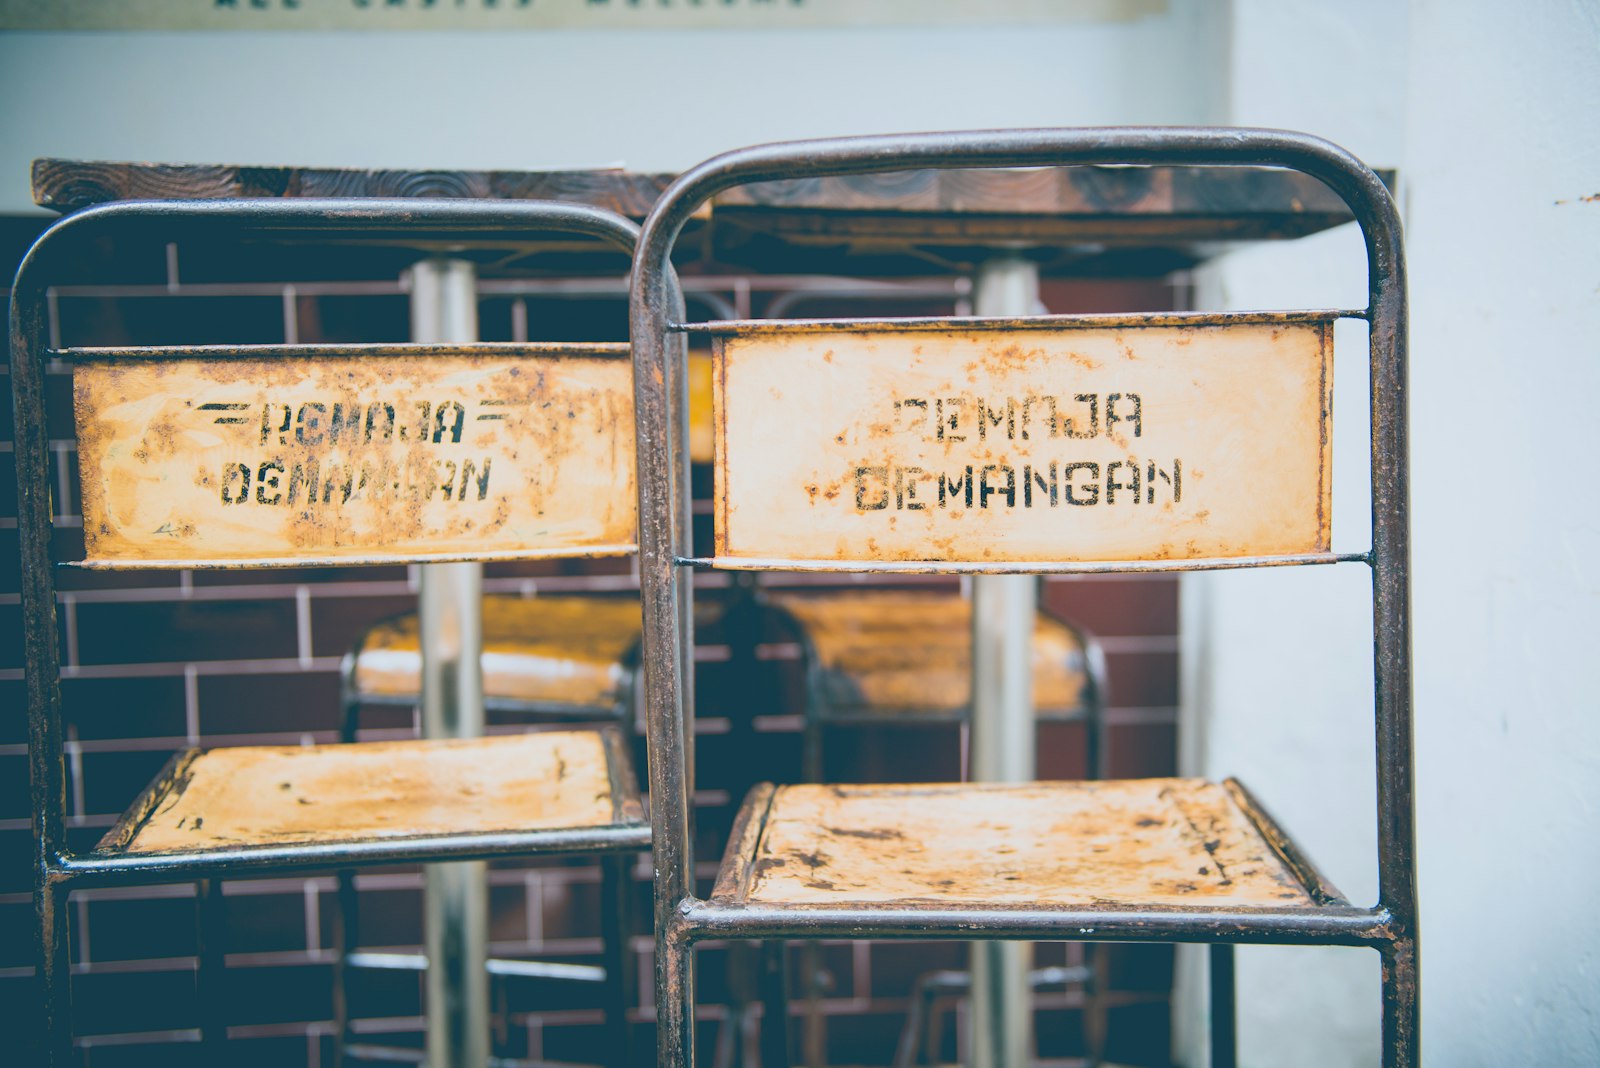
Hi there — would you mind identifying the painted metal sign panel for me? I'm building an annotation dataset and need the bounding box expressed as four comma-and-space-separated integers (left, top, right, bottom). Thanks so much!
72, 345, 635, 567
712, 315, 1333, 567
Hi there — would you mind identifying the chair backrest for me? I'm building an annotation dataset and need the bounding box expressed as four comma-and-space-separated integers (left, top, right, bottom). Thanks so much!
11, 197, 647, 862
701, 311, 1336, 570
69, 340, 634, 569
628, 128, 1412, 940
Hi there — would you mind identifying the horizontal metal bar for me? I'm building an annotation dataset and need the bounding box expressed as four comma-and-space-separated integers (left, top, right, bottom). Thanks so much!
346, 951, 428, 972
345, 952, 606, 985
675, 308, 1364, 335
682, 552, 1370, 575
52, 823, 650, 887
55, 341, 628, 360
489, 960, 607, 984
66, 545, 638, 571
678, 900, 1394, 948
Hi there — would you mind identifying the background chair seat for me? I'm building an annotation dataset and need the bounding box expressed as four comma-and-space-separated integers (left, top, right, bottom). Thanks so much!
98, 728, 644, 858
351, 596, 643, 709
771, 591, 1089, 718
715, 779, 1321, 910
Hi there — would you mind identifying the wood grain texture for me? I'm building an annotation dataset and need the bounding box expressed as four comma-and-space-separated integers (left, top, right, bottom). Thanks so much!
110, 730, 625, 855
723, 779, 1315, 909
771, 591, 1086, 713
31, 159, 675, 217
353, 595, 641, 706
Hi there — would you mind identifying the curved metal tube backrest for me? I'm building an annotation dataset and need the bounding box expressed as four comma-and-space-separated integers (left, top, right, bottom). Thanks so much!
627, 128, 1412, 951
10, 196, 652, 877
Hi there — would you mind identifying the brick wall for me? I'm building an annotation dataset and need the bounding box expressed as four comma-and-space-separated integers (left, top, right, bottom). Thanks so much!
1, 220, 1182, 1067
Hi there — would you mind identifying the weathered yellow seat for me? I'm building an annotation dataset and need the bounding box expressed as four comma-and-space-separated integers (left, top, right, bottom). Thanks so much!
349, 595, 643, 712
99, 730, 643, 860
771, 591, 1091, 719
714, 779, 1325, 911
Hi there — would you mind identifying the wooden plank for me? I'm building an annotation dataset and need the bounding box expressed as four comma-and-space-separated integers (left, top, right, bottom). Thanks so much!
71, 344, 636, 567
734, 779, 1315, 909
109, 731, 620, 855
712, 314, 1333, 567
31, 159, 674, 217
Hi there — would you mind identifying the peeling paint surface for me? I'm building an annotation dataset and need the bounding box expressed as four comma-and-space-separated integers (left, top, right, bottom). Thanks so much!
73, 345, 635, 566
733, 779, 1314, 909
113, 731, 618, 854
354, 596, 640, 705
771, 591, 1086, 712
713, 318, 1332, 565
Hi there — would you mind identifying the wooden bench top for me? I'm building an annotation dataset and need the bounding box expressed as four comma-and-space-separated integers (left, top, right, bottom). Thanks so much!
33, 158, 1389, 278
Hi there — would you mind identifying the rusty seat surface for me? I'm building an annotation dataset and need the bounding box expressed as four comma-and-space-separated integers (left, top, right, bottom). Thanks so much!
351, 596, 643, 709
97, 729, 644, 858
715, 779, 1327, 910
770, 592, 1089, 717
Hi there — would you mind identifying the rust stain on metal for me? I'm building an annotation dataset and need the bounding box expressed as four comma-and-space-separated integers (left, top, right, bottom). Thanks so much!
771, 591, 1085, 712
727, 779, 1315, 909
72, 346, 635, 566
354, 595, 641, 706
109, 731, 619, 855
711, 315, 1333, 565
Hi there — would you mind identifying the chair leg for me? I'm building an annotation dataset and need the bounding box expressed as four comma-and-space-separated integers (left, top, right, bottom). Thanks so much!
1082, 943, 1107, 1068
1381, 936, 1419, 1068
332, 869, 359, 1067
602, 853, 635, 1068
1209, 943, 1236, 1068
35, 877, 72, 1066
195, 879, 227, 1050
798, 942, 826, 1068
760, 941, 791, 1068
656, 929, 695, 1068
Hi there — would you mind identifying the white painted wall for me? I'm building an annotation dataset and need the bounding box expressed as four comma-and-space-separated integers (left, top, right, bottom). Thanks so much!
1180, 1, 1600, 1065
0, 3, 1223, 214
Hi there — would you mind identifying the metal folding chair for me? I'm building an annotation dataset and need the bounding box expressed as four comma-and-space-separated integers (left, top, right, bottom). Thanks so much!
14, 198, 654, 1066
629, 128, 1418, 1067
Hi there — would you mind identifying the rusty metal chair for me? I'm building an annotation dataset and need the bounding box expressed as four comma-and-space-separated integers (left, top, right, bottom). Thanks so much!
629, 128, 1419, 1068
335, 593, 645, 1063
13, 199, 654, 1067
758, 588, 1107, 1065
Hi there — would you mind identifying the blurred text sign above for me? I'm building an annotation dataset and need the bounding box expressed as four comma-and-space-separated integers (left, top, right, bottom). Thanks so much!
1, 0, 1165, 32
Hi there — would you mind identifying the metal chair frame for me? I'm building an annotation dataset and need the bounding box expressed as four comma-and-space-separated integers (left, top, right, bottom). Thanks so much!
13, 198, 656, 1066
628, 128, 1417, 1068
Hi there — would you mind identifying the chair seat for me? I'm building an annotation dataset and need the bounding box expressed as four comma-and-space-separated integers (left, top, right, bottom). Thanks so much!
714, 779, 1326, 910
96, 729, 643, 858
351, 596, 642, 707
771, 592, 1088, 717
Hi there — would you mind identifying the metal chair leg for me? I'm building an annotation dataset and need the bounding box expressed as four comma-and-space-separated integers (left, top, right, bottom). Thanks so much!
602, 853, 635, 1068
1381, 936, 1419, 1068
195, 879, 227, 1050
333, 869, 359, 1066
760, 941, 791, 1068
35, 878, 72, 1066
1209, 943, 1236, 1068
1077, 943, 1105, 1068
657, 930, 695, 1068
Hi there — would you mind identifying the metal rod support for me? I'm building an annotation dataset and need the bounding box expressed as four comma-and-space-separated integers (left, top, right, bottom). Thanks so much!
410, 258, 490, 1068
969, 255, 1040, 1068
